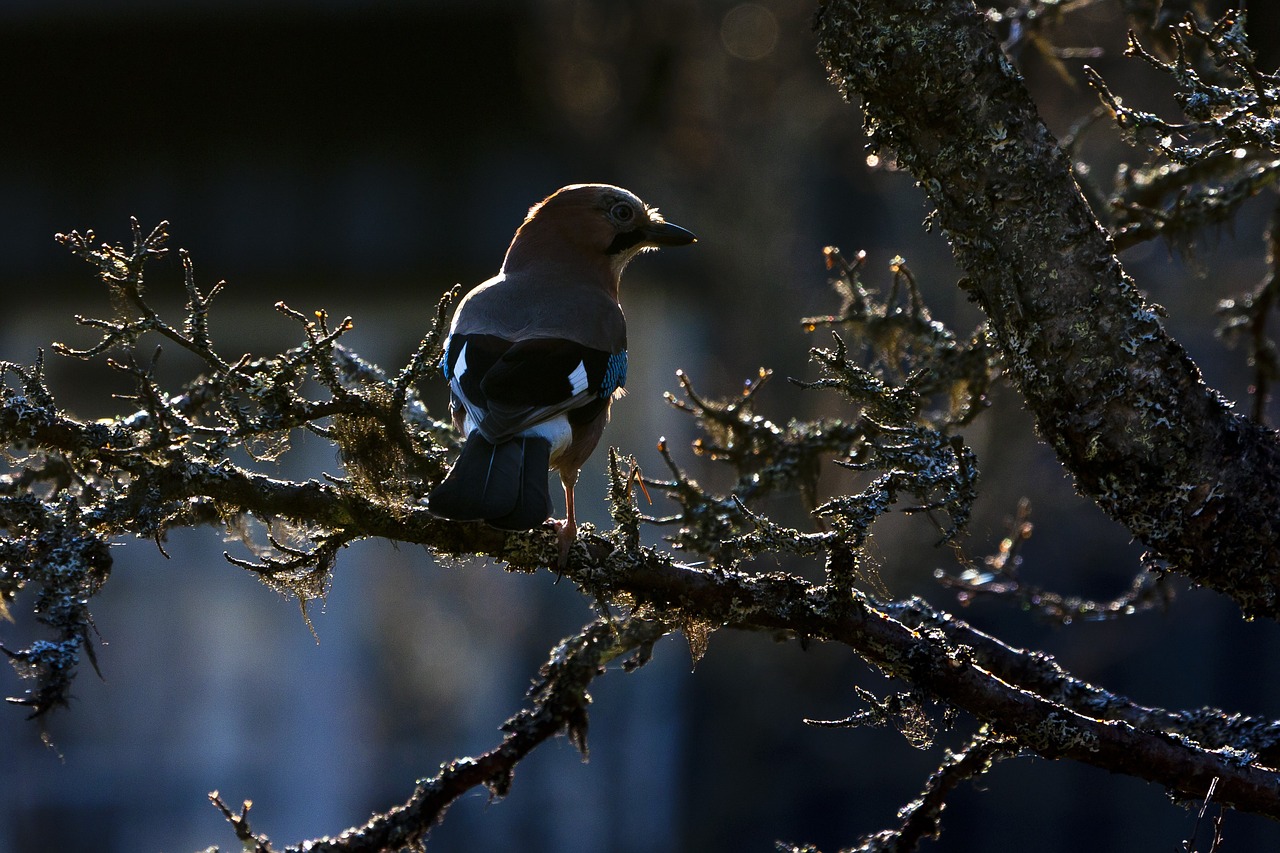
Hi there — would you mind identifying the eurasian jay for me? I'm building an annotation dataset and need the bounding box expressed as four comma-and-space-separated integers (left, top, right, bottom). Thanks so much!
428, 183, 695, 553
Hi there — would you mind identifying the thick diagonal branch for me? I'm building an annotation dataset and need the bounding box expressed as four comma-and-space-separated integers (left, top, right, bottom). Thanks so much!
814, 1, 1280, 616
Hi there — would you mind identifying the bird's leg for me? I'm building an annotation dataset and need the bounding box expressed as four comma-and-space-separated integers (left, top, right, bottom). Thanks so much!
554, 470, 578, 566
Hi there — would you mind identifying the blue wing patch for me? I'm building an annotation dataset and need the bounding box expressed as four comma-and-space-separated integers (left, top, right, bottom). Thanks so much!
601, 350, 627, 397
441, 335, 463, 382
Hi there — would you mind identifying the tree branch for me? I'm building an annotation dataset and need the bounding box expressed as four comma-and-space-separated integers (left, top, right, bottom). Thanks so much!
814, 0, 1280, 618
6, 355, 1280, 822
207, 615, 668, 853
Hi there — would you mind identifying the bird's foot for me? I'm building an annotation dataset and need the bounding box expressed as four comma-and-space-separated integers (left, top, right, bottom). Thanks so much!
552, 518, 577, 568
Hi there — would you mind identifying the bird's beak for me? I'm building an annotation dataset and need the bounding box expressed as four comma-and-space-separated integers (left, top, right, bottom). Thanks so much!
643, 220, 697, 247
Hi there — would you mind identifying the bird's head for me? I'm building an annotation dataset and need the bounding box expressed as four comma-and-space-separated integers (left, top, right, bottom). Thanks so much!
502, 184, 696, 285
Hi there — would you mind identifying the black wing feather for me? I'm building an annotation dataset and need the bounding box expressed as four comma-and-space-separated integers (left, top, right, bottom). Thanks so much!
445, 334, 619, 408
480, 338, 614, 406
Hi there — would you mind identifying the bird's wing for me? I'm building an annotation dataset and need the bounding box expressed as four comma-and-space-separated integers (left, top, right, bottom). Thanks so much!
444, 333, 625, 444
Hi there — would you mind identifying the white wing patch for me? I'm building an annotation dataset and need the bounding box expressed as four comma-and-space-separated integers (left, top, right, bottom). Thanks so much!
454, 340, 469, 380
568, 360, 589, 396
448, 340, 486, 436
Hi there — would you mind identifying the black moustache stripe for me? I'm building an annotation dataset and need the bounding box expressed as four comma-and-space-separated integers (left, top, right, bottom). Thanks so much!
606, 229, 648, 255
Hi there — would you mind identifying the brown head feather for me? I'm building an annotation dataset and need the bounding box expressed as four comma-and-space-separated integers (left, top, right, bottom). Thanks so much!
452, 184, 693, 352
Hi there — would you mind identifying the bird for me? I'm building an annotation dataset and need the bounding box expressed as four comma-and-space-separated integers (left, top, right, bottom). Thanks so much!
428, 183, 695, 557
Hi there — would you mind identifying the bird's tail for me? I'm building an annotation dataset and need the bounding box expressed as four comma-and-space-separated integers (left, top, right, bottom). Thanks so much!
428, 434, 552, 530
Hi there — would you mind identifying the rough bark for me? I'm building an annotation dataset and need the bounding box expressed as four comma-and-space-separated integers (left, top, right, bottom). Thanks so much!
814, 0, 1280, 616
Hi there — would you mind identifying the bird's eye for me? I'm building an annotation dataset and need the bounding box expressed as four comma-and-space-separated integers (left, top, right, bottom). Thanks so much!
610, 202, 635, 222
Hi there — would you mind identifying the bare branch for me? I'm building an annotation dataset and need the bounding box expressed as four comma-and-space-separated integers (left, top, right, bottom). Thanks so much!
219, 616, 669, 853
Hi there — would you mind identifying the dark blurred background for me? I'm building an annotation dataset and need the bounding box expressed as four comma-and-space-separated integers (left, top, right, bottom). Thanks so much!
3, 2, 1280, 851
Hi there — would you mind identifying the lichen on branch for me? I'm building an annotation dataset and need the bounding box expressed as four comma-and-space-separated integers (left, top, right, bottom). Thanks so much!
814, 0, 1280, 618
1, 220, 454, 716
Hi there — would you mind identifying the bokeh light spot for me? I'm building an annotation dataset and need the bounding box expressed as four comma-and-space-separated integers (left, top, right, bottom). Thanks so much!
552, 56, 620, 117
720, 3, 778, 61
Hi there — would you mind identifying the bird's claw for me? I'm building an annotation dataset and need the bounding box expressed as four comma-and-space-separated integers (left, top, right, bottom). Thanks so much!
552, 518, 577, 568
